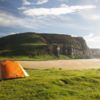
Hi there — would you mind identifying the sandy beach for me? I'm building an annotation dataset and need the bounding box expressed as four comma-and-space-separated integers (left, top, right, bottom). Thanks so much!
18, 59, 100, 70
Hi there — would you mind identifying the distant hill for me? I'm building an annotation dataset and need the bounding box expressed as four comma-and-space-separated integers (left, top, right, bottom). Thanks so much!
0, 32, 90, 58
90, 49, 100, 58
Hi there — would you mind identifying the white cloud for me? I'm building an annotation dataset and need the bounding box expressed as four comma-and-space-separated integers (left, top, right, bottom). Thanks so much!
23, 5, 95, 16
78, 8, 100, 21
81, 12, 100, 21
0, 11, 27, 27
77, 1, 100, 21
0, 32, 19, 37
59, 0, 68, 2
36, 0, 48, 5
18, 0, 31, 10
18, 6, 28, 10
90, 15, 100, 20
9, 32, 17, 35
22, 0, 31, 6
84, 33, 100, 48
0, 10, 58, 30
0, 11, 41, 28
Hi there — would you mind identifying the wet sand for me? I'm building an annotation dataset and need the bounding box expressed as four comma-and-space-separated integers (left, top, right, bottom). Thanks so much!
18, 59, 100, 70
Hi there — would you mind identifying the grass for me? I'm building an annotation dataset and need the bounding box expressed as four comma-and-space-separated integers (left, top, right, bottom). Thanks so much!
0, 55, 71, 61
0, 69, 100, 100
21, 43, 47, 46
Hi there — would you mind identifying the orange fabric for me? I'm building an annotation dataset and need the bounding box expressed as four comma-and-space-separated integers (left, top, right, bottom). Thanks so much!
0, 60, 25, 79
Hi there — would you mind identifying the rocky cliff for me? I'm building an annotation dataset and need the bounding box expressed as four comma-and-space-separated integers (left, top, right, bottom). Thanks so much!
90, 49, 100, 58
0, 32, 90, 58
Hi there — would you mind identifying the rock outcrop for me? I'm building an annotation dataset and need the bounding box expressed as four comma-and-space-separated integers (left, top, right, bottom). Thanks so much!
90, 49, 100, 58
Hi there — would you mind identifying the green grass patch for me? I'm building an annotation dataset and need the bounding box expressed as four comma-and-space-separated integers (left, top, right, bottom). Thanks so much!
0, 55, 71, 61
21, 43, 47, 46
0, 69, 100, 100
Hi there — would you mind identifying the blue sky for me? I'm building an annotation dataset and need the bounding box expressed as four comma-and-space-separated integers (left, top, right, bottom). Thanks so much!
0, 0, 100, 48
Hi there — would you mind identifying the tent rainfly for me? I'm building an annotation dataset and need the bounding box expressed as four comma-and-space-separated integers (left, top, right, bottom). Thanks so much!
0, 60, 29, 80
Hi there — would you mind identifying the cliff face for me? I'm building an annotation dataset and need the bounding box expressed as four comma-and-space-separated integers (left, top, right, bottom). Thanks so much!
90, 49, 100, 58
0, 32, 89, 58
41, 34, 89, 58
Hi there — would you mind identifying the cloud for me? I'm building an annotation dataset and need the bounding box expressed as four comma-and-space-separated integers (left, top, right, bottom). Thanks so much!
0, 32, 19, 37
88, 14, 100, 20
78, 7, 100, 21
0, 10, 57, 30
0, 11, 40, 28
23, 5, 95, 16
84, 33, 100, 48
0, 11, 26, 27
36, 0, 48, 5
22, 0, 31, 6
80, 11, 100, 21
18, 6, 28, 10
9, 32, 17, 35
59, 0, 68, 2
18, 0, 31, 10
77, 0, 100, 21
90, 15, 100, 20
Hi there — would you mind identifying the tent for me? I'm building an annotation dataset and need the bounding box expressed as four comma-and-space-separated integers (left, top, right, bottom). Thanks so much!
0, 60, 29, 80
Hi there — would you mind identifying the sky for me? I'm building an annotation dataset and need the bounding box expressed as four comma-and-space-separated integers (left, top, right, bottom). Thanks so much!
0, 0, 100, 48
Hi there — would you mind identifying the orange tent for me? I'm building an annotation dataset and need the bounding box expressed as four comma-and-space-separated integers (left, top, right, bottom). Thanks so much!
0, 60, 29, 80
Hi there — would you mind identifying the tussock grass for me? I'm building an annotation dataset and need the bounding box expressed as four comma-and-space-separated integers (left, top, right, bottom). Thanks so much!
0, 69, 100, 100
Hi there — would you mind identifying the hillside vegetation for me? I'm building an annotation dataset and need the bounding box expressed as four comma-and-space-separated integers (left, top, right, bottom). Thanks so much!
0, 32, 89, 59
0, 69, 100, 100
